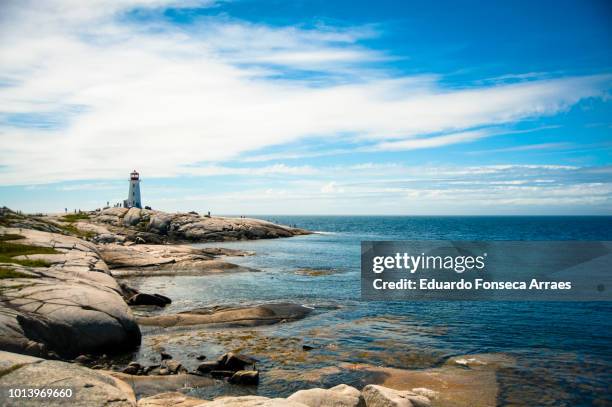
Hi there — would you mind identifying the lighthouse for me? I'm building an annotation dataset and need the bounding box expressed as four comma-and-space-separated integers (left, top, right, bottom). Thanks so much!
124, 170, 142, 209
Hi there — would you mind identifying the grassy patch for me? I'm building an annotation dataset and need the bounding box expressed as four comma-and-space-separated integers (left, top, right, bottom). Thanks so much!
0, 363, 27, 378
56, 223, 95, 239
61, 213, 90, 222
0, 234, 25, 242
0, 267, 37, 279
0, 240, 59, 268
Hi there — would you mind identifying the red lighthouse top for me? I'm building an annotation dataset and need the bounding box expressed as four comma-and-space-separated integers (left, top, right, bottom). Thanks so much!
130, 170, 139, 180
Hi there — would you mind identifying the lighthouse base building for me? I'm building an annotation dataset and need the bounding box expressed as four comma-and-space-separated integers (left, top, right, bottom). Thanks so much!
123, 170, 142, 209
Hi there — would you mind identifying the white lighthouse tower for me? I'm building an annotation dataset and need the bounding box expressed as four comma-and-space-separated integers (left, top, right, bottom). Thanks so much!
124, 170, 142, 209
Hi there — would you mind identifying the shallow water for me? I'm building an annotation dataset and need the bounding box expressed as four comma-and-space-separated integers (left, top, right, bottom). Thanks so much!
127, 216, 612, 406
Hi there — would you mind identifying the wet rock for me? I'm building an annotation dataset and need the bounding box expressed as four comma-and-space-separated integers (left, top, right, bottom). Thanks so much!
362, 385, 430, 407
128, 293, 171, 307
142, 365, 160, 375
163, 360, 186, 374
0, 351, 136, 406
196, 354, 207, 361
217, 352, 257, 371
197, 361, 220, 373
122, 362, 141, 375
211, 370, 236, 378
288, 384, 363, 407
160, 351, 172, 360
74, 354, 93, 365
229, 370, 260, 385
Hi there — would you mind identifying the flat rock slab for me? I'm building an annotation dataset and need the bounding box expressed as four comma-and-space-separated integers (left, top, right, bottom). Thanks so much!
0, 351, 136, 407
110, 372, 216, 400
137, 392, 208, 407
99, 244, 259, 277
342, 353, 516, 407
138, 303, 313, 328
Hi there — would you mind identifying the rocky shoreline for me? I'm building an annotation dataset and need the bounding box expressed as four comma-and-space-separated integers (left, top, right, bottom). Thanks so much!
1, 207, 509, 406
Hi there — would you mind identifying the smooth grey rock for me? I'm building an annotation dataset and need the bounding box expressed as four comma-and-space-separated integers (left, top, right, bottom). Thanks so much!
0, 228, 141, 358
288, 384, 364, 407
0, 351, 136, 406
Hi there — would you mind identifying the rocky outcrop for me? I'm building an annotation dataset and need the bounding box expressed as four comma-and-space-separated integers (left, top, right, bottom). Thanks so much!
133, 383, 437, 407
88, 207, 309, 243
138, 303, 313, 328
345, 353, 515, 407
287, 384, 364, 407
0, 351, 136, 406
362, 385, 430, 407
0, 228, 141, 358
98, 243, 258, 277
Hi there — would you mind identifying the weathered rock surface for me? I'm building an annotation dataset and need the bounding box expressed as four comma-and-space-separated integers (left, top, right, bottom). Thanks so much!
98, 243, 258, 277
0, 351, 136, 406
205, 396, 308, 407
362, 385, 430, 407
88, 207, 309, 243
287, 384, 364, 407
137, 392, 206, 407
0, 228, 141, 358
346, 353, 515, 407
138, 303, 313, 328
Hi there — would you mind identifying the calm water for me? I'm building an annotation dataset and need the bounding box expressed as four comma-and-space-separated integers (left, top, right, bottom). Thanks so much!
129, 216, 612, 406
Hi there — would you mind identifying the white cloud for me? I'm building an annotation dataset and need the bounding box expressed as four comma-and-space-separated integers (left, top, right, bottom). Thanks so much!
0, 0, 610, 186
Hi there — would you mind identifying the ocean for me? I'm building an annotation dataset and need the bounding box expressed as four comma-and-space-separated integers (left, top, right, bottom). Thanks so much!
128, 216, 612, 406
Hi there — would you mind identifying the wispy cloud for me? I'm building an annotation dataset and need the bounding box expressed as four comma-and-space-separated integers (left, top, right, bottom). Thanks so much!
0, 0, 610, 189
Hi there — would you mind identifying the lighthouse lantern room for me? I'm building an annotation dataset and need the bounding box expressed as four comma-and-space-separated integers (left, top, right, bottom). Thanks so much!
124, 170, 142, 209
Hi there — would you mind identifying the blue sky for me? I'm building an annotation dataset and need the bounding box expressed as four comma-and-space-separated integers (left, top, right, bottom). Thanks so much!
0, 0, 611, 214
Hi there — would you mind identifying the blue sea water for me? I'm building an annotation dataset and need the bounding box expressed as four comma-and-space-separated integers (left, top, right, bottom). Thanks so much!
130, 216, 612, 406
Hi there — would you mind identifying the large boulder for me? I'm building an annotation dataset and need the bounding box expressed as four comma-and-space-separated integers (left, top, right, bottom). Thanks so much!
362, 385, 430, 407
123, 208, 143, 227
288, 384, 364, 407
148, 213, 174, 234
0, 351, 136, 406
0, 228, 141, 358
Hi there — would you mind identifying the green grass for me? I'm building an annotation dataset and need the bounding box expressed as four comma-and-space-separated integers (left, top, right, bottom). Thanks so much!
0, 267, 37, 279
61, 213, 90, 222
0, 363, 27, 378
56, 223, 95, 239
0, 238, 59, 268
0, 234, 25, 242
